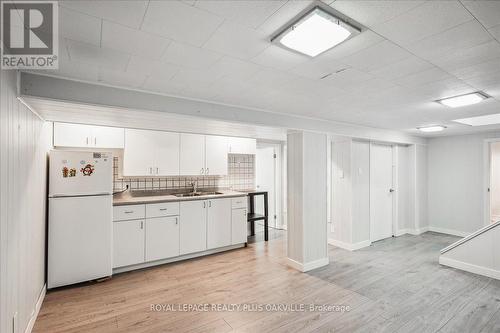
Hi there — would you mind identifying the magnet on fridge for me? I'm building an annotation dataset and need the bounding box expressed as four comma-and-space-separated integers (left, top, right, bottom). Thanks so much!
81, 164, 94, 176
69, 168, 76, 177
62, 167, 69, 178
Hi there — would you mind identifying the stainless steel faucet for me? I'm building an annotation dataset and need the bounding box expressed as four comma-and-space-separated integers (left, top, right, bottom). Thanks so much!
190, 180, 198, 193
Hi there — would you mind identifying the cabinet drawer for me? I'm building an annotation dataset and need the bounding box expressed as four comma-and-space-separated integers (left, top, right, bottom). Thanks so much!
146, 202, 179, 218
231, 197, 247, 209
113, 205, 145, 221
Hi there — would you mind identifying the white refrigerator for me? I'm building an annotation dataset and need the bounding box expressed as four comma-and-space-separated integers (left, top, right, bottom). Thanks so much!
48, 150, 113, 288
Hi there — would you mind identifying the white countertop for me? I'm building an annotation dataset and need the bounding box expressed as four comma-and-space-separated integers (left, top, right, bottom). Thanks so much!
113, 189, 248, 206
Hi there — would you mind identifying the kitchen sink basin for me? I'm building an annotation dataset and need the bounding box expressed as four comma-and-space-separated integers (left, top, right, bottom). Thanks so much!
129, 190, 223, 198
174, 191, 223, 197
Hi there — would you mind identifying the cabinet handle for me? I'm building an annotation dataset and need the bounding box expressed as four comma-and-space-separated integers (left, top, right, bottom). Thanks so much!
206, 168, 209, 175
124, 211, 134, 214
175, 217, 178, 225
200, 168, 204, 175
86, 137, 89, 145
159, 208, 167, 211
150, 167, 152, 174
156, 167, 159, 174
140, 221, 143, 229
203, 202, 206, 208
94, 137, 97, 145
209, 201, 211, 208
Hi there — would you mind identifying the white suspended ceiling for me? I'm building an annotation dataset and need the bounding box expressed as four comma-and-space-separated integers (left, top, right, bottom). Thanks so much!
29, 0, 500, 137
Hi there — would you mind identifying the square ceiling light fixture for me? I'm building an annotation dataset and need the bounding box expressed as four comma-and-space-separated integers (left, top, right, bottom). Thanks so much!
436, 92, 489, 108
417, 125, 446, 133
271, 6, 361, 57
454, 113, 500, 127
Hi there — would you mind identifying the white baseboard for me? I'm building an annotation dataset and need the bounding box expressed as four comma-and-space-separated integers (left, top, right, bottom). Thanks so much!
439, 257, 500, 280
429, 226, 469, 237
395, 228, 411, 237
328, 239, 371, 251
287, 257, 329, 272
407, 226, 429, 235
25, 284, 46, 333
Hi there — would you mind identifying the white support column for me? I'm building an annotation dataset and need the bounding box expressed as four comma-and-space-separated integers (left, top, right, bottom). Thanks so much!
287, 131, 329, 272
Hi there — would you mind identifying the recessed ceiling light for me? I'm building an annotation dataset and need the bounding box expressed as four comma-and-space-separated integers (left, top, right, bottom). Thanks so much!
436, 92, 488, 108
271, 7, 361, 57
454, 113, 500, 127
417, 125, 446, 133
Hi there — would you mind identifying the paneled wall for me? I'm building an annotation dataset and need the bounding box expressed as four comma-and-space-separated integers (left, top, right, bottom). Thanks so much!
0, 70, 51, 333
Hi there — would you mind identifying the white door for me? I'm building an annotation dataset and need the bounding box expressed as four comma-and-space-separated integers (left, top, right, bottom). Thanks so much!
207, 198, 232, 249
113, 219, 145, 268
123, 129, 156, 176
205, 135, 228, 175
256, 146, 276, 228
153, 131, 180, 176
90, 126, 124, 149
180, 133, 206, 176
232, 208, 247, 244
48, 195, 112, 288
180, 200, 207, 255
53, 122, 92, 147
145, 216, 180, 261
370, 144, 394, 242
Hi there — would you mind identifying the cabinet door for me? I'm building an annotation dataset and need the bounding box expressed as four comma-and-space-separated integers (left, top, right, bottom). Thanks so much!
53, 122, 92, 147
90, 126, 125, 148
232, 208, 247, 245
228, 137, 257, 155
180, 133, 205, 175
205, 135, 228, 175
145, 216, 179, 262
123, 129, 156, 176
113, 220, 145, 268
207, 198, 232, 249
180, 200, 207, 255
153, 131, 180, 176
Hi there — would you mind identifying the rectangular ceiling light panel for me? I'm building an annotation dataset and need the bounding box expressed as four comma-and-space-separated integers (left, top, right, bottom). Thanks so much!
454, 113, 500, 127
437, 92, 488, 108
272, 7, 361, 57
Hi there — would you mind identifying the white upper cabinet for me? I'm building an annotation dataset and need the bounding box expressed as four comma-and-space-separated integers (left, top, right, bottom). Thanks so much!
53, 122, 124, 148
124, 129, 180, 176
205, 135, 228, 176
228, 137, 257, 155
179, 133, 206, 176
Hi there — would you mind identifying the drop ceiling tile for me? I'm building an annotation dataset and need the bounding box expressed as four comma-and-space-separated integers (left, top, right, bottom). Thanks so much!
257, 0, 313, 35
462, 70, 500, 90
452, 57, 500, 80
66, 40, 130, 71
161, 42, 223, 70
171, 68, 221, 86
289, 58, 349, 80
246, 68, 297, 88
39, 58, 99, 82
251, 45, 308, 71
195, 0, 286, 29
431, 40, 500, 72
142, 0, 223, 47
340, 40, 412, 72
321, 68, 374, 89
203, 21, 269, 60
142, 76, 187, 95
462, 1, 500, 29
98, 68, 148, 88
59, 7, 101, 46
406, 20, 493, 61
489, 25, 500, 41
372, 1, 473, 45
209, 56, 262, 81
393, 68, 454, 88
60, 0, 149, 29
126, 56, 179, 80
330, 0, 426, 28
370, 56, 433, 81
101, 21, 171, 59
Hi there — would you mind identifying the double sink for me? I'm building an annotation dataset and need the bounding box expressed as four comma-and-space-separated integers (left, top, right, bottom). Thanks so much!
129, 189, 223, 198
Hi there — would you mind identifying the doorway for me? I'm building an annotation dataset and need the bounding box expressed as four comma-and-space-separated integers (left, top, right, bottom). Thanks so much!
370, 143, 394, 242
255, 143, 283, 230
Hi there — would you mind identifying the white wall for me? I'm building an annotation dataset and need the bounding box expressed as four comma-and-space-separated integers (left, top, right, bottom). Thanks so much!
351, 141, 370, 243
427, 132, 500, 234
396, 146, 411, 231
1, 70, 51, 333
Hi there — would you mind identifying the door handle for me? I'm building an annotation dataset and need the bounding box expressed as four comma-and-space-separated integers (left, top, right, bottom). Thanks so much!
389, 189, 395, 193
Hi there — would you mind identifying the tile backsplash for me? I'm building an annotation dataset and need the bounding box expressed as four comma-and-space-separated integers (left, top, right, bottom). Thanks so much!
113, 154, 255, 192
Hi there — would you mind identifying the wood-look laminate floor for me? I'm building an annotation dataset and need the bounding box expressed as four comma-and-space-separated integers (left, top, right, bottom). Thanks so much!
34, 231, 500, 333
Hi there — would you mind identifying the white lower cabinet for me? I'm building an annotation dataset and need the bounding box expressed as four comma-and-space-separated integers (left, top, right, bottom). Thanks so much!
145, 216, 180, 262
113, 219, 145, 268
207, 198, 232, 249
180, 200, 207, 255
232, 208, 247, 245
